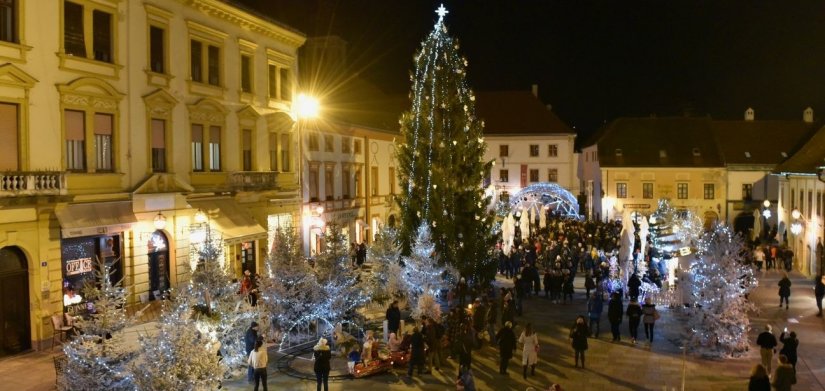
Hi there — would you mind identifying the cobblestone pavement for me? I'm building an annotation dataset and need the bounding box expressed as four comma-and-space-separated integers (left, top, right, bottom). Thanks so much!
3, 268, 824, 390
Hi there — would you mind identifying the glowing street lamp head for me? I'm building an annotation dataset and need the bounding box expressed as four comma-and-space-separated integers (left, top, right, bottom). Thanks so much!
762, 199, 771, 208
194, 209, 208, 224
294, 94, 319, 119
792, 208, 801, 220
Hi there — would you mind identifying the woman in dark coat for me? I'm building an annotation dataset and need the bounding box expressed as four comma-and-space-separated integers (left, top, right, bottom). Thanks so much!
313, 338, 332, 391
569, 315, 590, 368
495, 321, 517, 375
407, 326, 426, 377
778, 272, 792, 309
779, 330, 799, 372
748, 364, 771, 391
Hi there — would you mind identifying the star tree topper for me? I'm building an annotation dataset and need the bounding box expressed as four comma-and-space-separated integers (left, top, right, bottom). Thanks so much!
436, 4, 449, 23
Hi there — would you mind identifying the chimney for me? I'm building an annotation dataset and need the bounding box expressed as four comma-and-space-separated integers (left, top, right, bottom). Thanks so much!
531, 84, 538, 98
744, 107, 754, 121
804, 107, 814, 123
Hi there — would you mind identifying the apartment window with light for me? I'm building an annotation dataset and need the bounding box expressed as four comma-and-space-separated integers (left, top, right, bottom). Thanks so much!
308, 133, 319, 151
371, 166, 379, 196
325, 166, 334, 200
280, 133, 290, 171
0, 102, 18, 171
268, 132, 278, 171
547, 168, 558, 182
309, 165, 319, 201
642, 183, 653, 199
240, 55, 252, 93
324, 134, 334, 152
65, 110, 86, 171
149, 26, 165, 73
742, 183, 753, 200
529, 169, 539, 182
342, 167, 351, 199
529, 145, 539, 157
616, 183, 627, 198
94, 113, 113, 171
0, 0, 18, 44
499, 144, 509, 157
703, 183, 714, 200
191, 124, 204, 171
208, 126, 221, 171
242, 129, 252, 171
677, 183, 688, 199
500, 169, 509, 182
548, 144, 558, 157
151, 119, 166, 172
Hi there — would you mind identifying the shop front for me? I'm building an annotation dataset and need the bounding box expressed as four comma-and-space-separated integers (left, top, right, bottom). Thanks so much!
55, 201, 136, 314
188, 198, 267, 278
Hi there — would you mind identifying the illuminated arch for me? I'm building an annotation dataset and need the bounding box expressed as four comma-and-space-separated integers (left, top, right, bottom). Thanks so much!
509, 182, 581, 220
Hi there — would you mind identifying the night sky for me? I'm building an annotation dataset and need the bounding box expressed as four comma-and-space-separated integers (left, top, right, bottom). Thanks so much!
236, 0, 825, 141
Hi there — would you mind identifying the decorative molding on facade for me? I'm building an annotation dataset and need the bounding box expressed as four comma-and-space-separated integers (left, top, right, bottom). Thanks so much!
187, 98, 227, 124
143, 89, 178, 117
0, 64, 37, 89
237, 105, 261, 121
183, 0, 306, 48
56, 77, 124, 110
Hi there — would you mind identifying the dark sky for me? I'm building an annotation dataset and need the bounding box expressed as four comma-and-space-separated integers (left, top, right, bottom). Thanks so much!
236, 0, 825, 140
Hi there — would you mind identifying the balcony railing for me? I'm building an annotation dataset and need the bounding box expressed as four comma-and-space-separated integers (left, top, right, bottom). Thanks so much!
0, 172, 67, 197
227, 171, 297, 192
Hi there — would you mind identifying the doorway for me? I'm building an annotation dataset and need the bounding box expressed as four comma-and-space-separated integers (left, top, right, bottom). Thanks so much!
0, 246, 30, 356
147, 231, 169, 300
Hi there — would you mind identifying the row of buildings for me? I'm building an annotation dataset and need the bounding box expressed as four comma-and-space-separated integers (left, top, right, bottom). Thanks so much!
0, 0, 821, 357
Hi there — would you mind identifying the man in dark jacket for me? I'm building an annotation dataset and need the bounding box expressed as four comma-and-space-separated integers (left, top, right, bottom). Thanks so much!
495, 321, 517, 375
407, 326, 426, 377
815, 275, 825, 317
386, 301, 401, 335
627, 273, 641, 301
756, 325, 778, 375
244, 321, 259, 382
607, 293, 624, 342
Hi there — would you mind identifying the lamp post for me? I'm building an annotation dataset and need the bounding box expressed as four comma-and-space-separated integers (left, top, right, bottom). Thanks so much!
294, 93, 319, 255
817, 167, 825, 275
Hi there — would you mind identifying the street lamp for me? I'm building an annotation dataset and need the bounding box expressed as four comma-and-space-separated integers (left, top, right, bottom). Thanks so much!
790, 208, 803, 235
762, 200, 771, 219
153, 211, 167, 231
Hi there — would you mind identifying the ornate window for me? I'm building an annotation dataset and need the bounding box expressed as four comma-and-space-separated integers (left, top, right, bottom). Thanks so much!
58, 78, 123, 173
187, 99, 226, 173
143, 89, 177, 173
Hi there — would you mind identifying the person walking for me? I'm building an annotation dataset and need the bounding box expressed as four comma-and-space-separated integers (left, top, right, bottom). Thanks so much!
244, 321, 259, 383
747, 364, 770, 391
586, 292, 603, 338
625, 298, 643, 344
518, 323, 539, 380
753, 246, 765, 271
562, 276, 575, 304
607, 293, 623, 342
584, 272, 596, 299
407, 325, 426, 377
641, 296, 658, 346
771, 355, 796, 391
386, 300, 401, 335
247, 338, 268, 391
313, 338, 332, 391
756, 325, 778, 375
778, 272, 792, 309
495, 321, 517, 375
779, 330, 799, 372
815, 275, 825, 317
569, 315, 590, 368
423, 318, 442, 372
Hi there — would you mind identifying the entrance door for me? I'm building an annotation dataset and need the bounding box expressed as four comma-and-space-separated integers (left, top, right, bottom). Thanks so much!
0, 247, 30, 356
147, 231, 169, 300
241, 241, 256, 275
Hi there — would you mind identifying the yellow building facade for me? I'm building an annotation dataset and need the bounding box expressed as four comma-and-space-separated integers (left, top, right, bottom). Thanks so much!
0, 0, 305, 353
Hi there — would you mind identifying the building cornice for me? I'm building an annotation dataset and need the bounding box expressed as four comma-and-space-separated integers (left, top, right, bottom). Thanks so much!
181, 0, 306, 48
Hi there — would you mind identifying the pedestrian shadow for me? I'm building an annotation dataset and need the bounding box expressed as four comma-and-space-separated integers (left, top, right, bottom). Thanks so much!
581, 368, 654, 391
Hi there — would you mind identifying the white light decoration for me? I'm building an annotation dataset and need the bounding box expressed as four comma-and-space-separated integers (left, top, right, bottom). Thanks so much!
507, 182, 582, 221
153, 211, 167, 230
792, 208, 801, 220
762, 209, 771, 219
194, 209, 207, 224
791, 222, 803, 235
763, 199, 771, 208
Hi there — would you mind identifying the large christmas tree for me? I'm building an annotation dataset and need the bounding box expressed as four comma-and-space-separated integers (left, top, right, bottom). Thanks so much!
396, 5, 494, 283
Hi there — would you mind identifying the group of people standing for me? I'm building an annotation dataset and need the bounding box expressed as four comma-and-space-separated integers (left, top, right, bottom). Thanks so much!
751, 324, 798, 390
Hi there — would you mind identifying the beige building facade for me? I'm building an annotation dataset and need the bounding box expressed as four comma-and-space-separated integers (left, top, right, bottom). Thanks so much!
0, 0, 305, 352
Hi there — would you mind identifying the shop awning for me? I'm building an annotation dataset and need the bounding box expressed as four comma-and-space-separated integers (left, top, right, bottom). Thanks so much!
56, 201, 137, 239
187, 198, 267, 245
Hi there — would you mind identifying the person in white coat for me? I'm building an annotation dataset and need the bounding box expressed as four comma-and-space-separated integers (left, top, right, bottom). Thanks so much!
518, 323, 539, 380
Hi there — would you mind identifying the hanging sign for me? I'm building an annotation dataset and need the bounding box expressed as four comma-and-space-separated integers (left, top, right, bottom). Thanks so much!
66, 257, 93, 276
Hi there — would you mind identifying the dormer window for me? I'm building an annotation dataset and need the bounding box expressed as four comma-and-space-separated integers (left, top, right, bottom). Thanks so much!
744, 151, 751, 158
615, 148, 623, 157
659, 149, 667, 158
692, 148, 701, 157
781, 152, 788, 158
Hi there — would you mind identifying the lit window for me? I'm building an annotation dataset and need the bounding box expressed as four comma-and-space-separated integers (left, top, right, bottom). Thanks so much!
529, 145, 539, 157
677, 183, 688, 199
616, 183, 627, 198
548, 144, 558, 157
